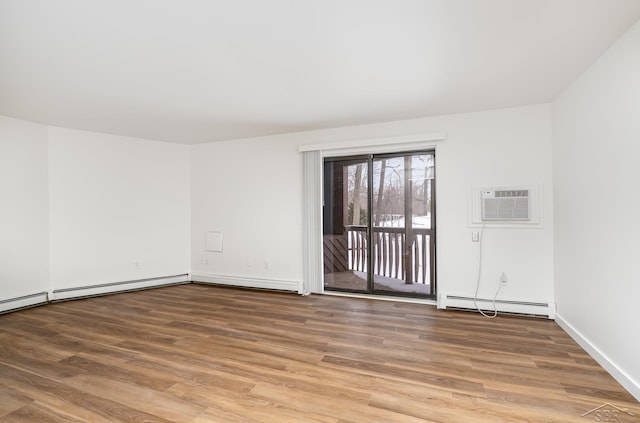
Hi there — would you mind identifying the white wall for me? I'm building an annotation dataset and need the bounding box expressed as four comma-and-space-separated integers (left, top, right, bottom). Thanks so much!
0, 116, 50, 300
552, 20, 640, 399
48, 127, 191, 289
191, 135, 304, 286
432, 105, 554, 304
191, 104, 554, 304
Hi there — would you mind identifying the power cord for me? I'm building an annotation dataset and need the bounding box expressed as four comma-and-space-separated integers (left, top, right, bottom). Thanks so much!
473, 224, 502, 319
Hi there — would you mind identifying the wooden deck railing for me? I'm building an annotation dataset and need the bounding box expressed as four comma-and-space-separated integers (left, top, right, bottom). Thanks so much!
346, 225, 433, 285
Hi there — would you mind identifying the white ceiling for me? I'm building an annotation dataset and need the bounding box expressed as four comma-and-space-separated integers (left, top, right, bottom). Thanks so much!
1, 0, 640, 144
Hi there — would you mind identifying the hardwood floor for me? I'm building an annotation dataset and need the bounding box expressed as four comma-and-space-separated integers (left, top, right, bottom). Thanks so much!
0, 284, 637, 422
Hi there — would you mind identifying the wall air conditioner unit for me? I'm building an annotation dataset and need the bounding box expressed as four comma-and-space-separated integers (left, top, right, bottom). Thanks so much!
482, 189, 530, 221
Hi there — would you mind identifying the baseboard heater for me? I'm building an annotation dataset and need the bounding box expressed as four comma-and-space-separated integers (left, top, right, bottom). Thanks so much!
192, 273, 304, 294
51, 274, 190, 301
437, 294, 555, 319
0, 291, 49, 314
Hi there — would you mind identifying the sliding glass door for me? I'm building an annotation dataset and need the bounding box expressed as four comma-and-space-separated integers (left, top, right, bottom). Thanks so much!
323, 151, 436, 298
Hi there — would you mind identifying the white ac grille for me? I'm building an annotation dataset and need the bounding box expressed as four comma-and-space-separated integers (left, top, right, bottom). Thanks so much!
482, 189, 529, 221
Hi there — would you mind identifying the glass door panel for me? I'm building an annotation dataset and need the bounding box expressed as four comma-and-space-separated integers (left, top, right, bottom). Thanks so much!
407, 154, 435, 295
322, 158, 369, 292
371, 156, 406, 291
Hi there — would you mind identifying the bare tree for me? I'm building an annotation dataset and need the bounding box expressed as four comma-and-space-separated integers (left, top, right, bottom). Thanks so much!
351, 163, 363, 225
374, 159, 386, 226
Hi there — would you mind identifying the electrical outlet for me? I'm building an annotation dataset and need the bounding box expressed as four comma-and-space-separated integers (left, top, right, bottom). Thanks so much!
472, 231, 480, 242
264, 260, 270, 270
500, 272, 508, 285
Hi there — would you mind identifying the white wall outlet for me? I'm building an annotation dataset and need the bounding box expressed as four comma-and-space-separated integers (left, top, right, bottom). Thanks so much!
264, 260, 270, 270
472, 231, 480, 242
500, 272, 508, 284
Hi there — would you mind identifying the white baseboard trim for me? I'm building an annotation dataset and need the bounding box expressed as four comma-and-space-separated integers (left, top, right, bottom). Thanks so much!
555, 313, 640, 402
437, 293, 555, 319
0, 291, 49, 314
51, 274, 190, 301
192, 273, 303, 294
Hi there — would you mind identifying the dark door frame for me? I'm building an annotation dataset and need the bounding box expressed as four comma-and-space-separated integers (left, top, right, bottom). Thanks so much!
323, 150, 436, 299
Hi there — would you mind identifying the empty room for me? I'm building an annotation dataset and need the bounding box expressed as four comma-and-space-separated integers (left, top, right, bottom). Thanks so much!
1, 1, 640, 421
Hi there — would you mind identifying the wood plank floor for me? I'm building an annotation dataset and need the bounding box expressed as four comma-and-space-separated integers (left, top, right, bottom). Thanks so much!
0, 284, 638, 422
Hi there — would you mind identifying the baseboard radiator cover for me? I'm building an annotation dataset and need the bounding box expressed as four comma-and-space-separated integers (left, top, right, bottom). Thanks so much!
437, 294, 556, 319
0, 292, 49, 314
192, 273, 304, 294
51, 274, 190, 301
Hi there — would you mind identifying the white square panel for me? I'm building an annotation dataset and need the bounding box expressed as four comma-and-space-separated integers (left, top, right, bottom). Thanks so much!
205, 231, 223, 252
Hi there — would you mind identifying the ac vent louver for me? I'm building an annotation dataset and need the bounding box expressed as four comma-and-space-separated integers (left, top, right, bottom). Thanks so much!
482, 189, 530, 221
